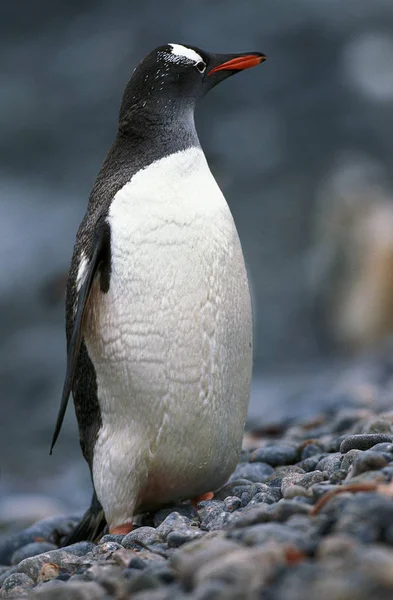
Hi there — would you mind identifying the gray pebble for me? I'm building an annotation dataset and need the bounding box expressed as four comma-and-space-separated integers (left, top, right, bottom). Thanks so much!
153, 505, 195, 527
122, 527, 158, 549
296, 455, 324, 472
300, 444, 324, 460
0, 515, 79, 566
1, 572, 35, 598
167, 528, 204, 548
11, 542, 57, 566
228, 462, 274, 483
349, 451, 389, 478
156, 512, 194, 540
60, 542, 95, 556
228, 521, 307, 551
16, 549, 81, 582
99, 533, 125, 544
251, 444, 298, 467
29, 581, 104, 599
341, 449, 362, 472
198, 501, 231, 531
340, 434, 393, 454
316, 453, 342, 475
223, 496, 242, 512
297, 470, 327, 489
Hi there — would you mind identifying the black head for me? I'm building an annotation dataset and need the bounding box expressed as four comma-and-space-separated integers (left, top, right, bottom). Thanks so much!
119, 43, 266, 132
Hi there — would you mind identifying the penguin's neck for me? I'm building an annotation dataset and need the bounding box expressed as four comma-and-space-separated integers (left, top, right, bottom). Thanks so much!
118, 101, 200, 156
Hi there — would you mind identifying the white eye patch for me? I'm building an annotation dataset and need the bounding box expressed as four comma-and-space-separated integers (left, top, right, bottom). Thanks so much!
168, 43, 203, 64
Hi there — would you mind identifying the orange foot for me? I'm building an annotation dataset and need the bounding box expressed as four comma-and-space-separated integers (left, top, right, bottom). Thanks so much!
109, 523, 133, 535
192, 491, 214, 509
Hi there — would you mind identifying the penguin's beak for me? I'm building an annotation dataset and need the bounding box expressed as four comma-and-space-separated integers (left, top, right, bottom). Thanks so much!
208, 53, 266, 76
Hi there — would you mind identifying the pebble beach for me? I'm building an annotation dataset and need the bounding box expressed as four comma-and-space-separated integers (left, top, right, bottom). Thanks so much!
2, 353, 393, 599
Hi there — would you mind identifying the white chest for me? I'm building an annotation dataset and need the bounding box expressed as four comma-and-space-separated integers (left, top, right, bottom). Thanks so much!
85, 147, 252, 521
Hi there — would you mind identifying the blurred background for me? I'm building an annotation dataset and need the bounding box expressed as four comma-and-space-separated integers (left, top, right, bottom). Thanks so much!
2, 0, 393, 530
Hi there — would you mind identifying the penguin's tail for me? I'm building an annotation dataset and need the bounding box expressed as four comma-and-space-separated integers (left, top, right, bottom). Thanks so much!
62, 491, 107, 545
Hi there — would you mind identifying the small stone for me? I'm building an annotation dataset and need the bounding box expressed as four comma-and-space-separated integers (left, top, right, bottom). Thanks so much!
171, 536, 241, 588
122, 527, 158, 549
99, 534, 125, 544
341, 449, 362, 472
317, 533, 358, 559
340, 434, 393, 454
11, 542, 57, 566
153, 505, 195, 527
370, 442, 393, 454
37, 562, 59, 583
17, 550, 81, 582
228, 462, 274, 483
349, 451, 389, 478
280, 472, 304, 494
227, 504, 271, 529
0, 572, 35, 598
60, 542, 95, 557
198, 501, 230, 531
155, 512, 194, 540
228, 522, 307, 551
300, 444, 324, 460
127, 571, 163, 594
297, 471, 327, 489
167, 528, 204, 548
283, 485, 310, 499
223, 496, 242, 512
30, 581, 104, 599
0, 515, 79, 566
268, 499, 312, 522
361, 418, 392, 434
251, 444, 298, 467
315, 453, 342, 475
296, 455, 323, 473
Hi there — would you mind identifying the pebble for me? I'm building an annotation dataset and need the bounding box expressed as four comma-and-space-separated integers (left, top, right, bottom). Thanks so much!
250, 444, 298, 467
228, 462, 274, 483
0, 572, 34, 598
340, 434, 393, 454
349, 450, 389, 478
10, 542, 57, 566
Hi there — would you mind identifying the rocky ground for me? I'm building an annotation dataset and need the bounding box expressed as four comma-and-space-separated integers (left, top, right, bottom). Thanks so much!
2, 358, 393, 599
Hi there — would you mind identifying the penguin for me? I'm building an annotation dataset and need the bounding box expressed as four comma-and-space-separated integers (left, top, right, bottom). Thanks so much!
51, 43, 266, 542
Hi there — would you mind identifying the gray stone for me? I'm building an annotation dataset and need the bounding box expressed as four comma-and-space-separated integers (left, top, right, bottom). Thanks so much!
228, 462, 274, 483
30, 581, 105, 599
0, 515, 79, 566
156, 512, 194, 540
16, 549, 82, 582
170, 536, 241, 588
0, 572, 35, 598
349, 451, 389, 477
340, 434, 393, 454
251, 444, 298, 467
122, 527, 158, 549
167, 528, 204, 548
315, 453, 342, 475
223, 496, 242, 512
11, 542, 57, 566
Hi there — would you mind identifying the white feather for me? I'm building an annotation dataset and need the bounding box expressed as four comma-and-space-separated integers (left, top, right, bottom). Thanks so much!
168, 43, 203, 63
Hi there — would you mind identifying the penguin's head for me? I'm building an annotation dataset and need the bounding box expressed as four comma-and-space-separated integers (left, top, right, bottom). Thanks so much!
119, 43, 266, 124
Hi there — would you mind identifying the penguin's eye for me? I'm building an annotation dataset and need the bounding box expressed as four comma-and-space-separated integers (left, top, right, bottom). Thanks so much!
195, 61, 206, 74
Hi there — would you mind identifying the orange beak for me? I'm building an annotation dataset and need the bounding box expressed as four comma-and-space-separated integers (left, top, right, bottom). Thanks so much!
208, 54, 267, 76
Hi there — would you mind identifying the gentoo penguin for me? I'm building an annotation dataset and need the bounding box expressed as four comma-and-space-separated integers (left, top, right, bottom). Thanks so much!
51, 43, 266, 542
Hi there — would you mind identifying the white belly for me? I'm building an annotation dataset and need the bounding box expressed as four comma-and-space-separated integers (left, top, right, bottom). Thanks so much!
84, 147, 252, 527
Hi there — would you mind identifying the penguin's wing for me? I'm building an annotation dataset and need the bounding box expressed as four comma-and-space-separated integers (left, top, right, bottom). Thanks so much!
50, 218, 111, 454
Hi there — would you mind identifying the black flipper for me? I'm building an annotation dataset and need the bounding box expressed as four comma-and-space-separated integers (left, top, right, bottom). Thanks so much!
62, 490, 107, 545
50, 219, 111, 454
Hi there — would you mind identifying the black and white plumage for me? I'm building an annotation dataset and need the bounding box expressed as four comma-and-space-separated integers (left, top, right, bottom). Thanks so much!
51, 43, 266, 542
